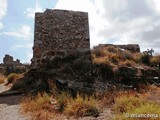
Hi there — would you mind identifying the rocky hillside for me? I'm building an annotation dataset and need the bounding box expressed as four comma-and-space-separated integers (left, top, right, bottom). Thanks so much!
20, 45, 160, 95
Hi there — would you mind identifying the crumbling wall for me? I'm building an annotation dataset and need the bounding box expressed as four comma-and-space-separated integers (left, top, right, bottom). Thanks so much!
31, 9, 90, 68
3, 54, 21, 67
98, 44, 140, 53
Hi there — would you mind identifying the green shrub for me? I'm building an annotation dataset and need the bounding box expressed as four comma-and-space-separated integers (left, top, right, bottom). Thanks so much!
140, 49, 154, 65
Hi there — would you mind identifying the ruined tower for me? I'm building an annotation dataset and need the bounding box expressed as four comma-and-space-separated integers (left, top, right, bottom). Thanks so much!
31, 9, 90, 68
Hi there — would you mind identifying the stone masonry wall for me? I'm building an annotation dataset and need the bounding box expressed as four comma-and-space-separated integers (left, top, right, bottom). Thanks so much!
31, 9, 90, 68
98, 44, 140, 53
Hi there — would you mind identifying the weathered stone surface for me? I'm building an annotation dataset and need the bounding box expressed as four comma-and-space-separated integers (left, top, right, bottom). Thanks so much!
3, 54, 21, 67
118, 66, 137, 77
31, 9, 90, 68
97, 44, 140, 53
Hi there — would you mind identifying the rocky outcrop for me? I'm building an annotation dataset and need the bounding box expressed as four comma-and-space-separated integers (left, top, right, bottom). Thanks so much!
115, 66, 160, 85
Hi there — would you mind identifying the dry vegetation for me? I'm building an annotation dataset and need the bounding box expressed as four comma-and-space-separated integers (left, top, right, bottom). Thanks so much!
92, 46, 143, 71
20, 85, 160, 120
20, 93, 53, 120
64, 94, 99, 117
11, 46, 160, 119
114, 95, 160, 120
20, 92, 100, 120
0, 74, 6, 83
7, 73, 23, 84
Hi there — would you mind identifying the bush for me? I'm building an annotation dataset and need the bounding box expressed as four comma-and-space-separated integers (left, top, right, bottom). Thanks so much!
150, 54, 160, 68
140, 49, 154, 65
7, 73, 23, 84
64, 94, 99, 117
92, 47, 108, 57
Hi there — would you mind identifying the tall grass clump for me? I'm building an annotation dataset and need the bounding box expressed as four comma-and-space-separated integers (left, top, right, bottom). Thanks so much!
97, 91, 115, 109
56, 92, 70, 112
21, 93, 53, 120
7, 73, 23, 84
21, 93, 51, 112
64, 94, 99, 117
0, 74, 6, 83
113, 95, 160, 120
114, 95, 144, 113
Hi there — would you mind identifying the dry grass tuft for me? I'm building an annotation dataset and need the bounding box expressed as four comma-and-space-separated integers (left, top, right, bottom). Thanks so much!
7, 73, 23, 84
119, 60, 136, 67
148, 84, 158, 90
97, 91, 115, 108
64, 94, 99, 117
21, 92, 100, 119
56, 92, 70, 112
21, 93, 51, 113
0, 75, 6, 84
21, 93, 54, 120
114, 95, 144, 113
31, 110, 50, 120
113, 94, 160, 120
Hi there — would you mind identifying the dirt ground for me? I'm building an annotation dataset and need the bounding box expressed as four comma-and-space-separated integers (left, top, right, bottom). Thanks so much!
0, 81, 160, 120
0, 82, 30, 120
0, 81, 113, 120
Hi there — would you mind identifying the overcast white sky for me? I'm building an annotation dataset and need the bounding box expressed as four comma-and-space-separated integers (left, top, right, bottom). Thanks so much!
0, 0, 160, 63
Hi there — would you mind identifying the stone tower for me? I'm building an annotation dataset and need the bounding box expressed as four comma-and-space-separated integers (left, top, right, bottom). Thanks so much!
31, 9, 90, 68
